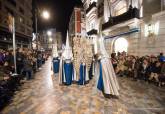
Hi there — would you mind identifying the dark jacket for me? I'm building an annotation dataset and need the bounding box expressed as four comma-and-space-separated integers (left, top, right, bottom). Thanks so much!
16, 52, 24, 65
23, 58, 32, 71
5, 53, 14, 66
139, 63, 150, 75
152, 66, 161, 74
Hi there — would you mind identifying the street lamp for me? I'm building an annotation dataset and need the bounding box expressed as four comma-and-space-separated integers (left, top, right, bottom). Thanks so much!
35, 9, 50, 70
47, 30, 52, 36
42, 10, 50, 20
35, 9, 50, 51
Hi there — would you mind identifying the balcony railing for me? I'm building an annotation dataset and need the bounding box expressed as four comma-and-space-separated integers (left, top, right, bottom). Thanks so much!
87, 29, 97, 35
86, 2, 96, 14
102, 7, 140, 30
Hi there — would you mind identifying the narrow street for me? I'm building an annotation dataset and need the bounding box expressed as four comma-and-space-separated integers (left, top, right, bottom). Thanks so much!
1, 58, 165, 114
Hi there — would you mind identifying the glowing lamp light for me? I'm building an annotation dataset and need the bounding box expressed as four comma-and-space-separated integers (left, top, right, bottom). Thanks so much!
49, 38, 53, 42
47, 31, 52, 36
42, 10, 50, 20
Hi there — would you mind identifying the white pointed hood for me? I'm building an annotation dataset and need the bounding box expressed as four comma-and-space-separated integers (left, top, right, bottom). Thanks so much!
62, 31, 73, 60
99, 34, 109, 58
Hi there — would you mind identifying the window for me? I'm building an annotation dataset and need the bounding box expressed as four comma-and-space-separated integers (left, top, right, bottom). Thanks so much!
27, 29, 32, 36
19, 7, 24, 15
7, 0, 16, 7
110, 0, 117, 3
90, 0, 97, 3
81, 13, 85, 18
20, 25, 25, 33
90, 21, 95, 30
114, 1, 127, 16
19, 17, 23, 23
115, 6, 127, 16
27, 20, 32, 27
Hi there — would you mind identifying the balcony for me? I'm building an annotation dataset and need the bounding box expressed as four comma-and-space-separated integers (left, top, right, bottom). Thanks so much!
87, 29, 97, 35
86, 2, 96, 15
102, 7, 140, 30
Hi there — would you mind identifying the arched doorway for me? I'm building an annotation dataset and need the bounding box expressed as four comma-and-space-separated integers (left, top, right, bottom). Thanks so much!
114, 37, 128, 53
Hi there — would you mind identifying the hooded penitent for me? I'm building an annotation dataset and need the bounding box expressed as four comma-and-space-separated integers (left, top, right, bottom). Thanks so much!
62, 31, 73, 60
97, 35, 120, 96
59, 31, 74, 85
52, 41, 60, 74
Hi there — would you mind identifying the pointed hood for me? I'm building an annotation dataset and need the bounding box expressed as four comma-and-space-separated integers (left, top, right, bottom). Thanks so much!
99, 34, 109, 58
65, 31, 70, 50
62, 31, 73, 60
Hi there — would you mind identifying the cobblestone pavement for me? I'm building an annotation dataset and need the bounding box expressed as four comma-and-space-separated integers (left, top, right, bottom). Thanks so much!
1, 58, 165, 114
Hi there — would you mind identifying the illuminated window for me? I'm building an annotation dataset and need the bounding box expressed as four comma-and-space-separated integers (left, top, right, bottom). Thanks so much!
140, 6, 143, 17
114, 1, 127, 16
115, 7, 127, 16
19, 17, 23, 23
90, 21, 95, 30
90, 0, 97, 3
144, 21, 159, 37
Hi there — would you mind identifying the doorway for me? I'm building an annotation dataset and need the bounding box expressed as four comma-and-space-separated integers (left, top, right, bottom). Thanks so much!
114, 37, 128, 53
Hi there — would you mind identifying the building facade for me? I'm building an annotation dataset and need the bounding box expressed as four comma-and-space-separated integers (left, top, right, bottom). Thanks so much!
55, 32, 62, 50
0, 0, 33, 49
39, 29, 62, 51
69, 7, 86, 37
69, 6, 86, 46
82, 0, 98, 37
69, 7, 82, 36
82, 0, 165, 56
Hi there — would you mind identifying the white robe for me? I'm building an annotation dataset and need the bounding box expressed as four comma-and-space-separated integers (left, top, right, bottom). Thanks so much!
97, 57, 120, 96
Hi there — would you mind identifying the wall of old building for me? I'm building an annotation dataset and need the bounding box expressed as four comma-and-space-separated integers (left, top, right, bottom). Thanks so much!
102, 0, 165, 56
0, 0, 33, 48
82, 0, 165, 56
0, 0, 33, 36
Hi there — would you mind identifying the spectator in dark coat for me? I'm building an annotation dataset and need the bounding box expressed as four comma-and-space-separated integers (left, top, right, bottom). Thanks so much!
138, 59, 150, 81
0, 50, 5, 65
16, 48, 24, 74
23, 56, 33, 80
158, 62, 165, 86
111, 53, 118, 71
149, 61, 161, 82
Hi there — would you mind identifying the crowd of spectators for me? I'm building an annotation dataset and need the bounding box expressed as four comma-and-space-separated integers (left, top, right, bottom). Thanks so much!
0, 48, 49, 109
111, 52, 165, 87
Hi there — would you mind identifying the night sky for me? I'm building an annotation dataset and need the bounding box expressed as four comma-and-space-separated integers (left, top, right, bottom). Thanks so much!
33, 0, 83, 42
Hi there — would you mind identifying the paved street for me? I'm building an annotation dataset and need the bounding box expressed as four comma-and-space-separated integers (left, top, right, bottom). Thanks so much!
1, 58, 165, 114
